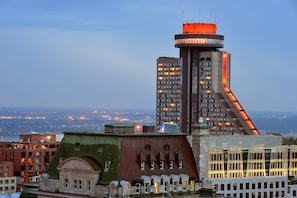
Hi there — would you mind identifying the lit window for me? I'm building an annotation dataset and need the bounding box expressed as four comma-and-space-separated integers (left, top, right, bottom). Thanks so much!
160, 161, 164, 170
141, 161, 145, 170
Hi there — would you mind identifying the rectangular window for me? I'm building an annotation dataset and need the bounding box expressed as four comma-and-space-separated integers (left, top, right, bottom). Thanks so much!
178, 160, 183, 169
258, 182, 261, 189
233, 183, 237, 190
74, 179, 78, 189
64, 178, 68, 188
169, 161, 174, 169
144, 183, 149, 193
214, 184, 218, 191
104, 161, 111, 172
264, 182, 267, 188
160, 161, 164, 170
240, 183, 243, 190
150, 161, 154, 170
87, 181, 91, 190
79, 180, 82, 189
141, 162, 145, 170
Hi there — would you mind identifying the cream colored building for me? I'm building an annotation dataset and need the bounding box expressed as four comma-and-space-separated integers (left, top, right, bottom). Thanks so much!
193, 130, 297, 198
0, 176, 17, 194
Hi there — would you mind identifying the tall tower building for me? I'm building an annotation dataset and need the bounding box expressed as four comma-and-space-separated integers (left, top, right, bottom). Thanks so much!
156, 57, 181, 131
173, 22, 259, 135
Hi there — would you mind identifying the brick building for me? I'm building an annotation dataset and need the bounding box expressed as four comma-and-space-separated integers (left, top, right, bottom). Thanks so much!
0, 133, 59, 183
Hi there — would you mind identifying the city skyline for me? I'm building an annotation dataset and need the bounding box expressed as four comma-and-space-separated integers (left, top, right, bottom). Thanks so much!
1, 1, 297, 112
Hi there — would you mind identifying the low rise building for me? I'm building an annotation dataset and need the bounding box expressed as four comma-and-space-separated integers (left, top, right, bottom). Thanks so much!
0, 162, 16, 193
29, 123, 297, 197
0, 133, 60, 183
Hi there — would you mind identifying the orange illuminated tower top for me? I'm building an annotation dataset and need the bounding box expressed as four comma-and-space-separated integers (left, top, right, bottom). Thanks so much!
182, 23, 217, 34
175, 22, 224, 49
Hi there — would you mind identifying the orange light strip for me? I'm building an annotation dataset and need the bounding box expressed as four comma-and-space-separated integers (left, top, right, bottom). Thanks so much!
252, 129, 258, 135
227, 92, 237, 102
183, 23, 217, 34
223, 87, 259, 135
246, 120, 255, 129
222, 52, 228, 87
233, 102, 242, 111
240, 111, 249, 120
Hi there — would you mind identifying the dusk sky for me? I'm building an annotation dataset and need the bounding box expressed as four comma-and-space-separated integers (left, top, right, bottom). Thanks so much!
0, 1, 297, 112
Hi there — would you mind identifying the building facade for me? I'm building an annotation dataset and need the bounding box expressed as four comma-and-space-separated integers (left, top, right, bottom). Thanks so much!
194, 130, 297, 198
0, 133, 59, 183
30, 124, 297, 198
156, 57, 181, 131
35, 124, 201, 197
171, 23, 258, 135
0, 162, 16, 194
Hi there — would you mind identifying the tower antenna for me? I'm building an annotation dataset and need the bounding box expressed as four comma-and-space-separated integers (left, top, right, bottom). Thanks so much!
181, 0, 185, 23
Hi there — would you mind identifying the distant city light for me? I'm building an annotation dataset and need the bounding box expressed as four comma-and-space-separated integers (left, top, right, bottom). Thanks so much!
68, 116, 74, 120
79, 116, 86, 120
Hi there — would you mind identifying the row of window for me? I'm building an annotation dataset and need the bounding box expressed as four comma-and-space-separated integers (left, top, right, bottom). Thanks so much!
157, 103, 181, 108
158, 63, 180, 67
157, 71, 181, 76
157, 98, 180, 103
199, 58, 212, 61
157, 79, 181, 85
140, 160, 183, 171
200, 112, 226, 117
157, 67, 180, 71
158, 76, 180, 80
157, 85, 180, 90
223, 191, 285, 198
216, 180, 286, 191
64, 178, 92, 191
0, 186, 15, 192
0, 179, 15, 184
158, 112, 180, 116
157, 89, 181, 94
